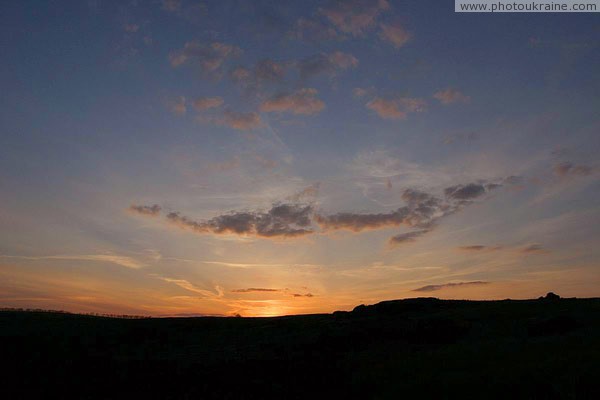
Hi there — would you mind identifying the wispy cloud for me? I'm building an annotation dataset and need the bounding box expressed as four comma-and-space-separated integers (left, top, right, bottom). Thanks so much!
231, 288, 315, 298
0, 254, 145, 269
366, 97, 426, 119
129, 204, 161, 216
192, 96, 224, 111
158, 276, 224, 298
289, 18, 339, 42
413, 281, 490, 292
388, 229, 430, 246
433, 88, 470, 104
161, 0, 181, 12
169, 41, 242, 75
520, 243, 549, 254
297, 51, 358, 80
202, 260, 322, 269
231, 288, 280, 293
553, 162, 593, 178
457, 245, 502, 252
213, 109, 263, 130
260, 88, 325, 115
123, 23, 139, 33
320, 0, 390, 36
379, 22, 411, 48
167, 96, 187, 115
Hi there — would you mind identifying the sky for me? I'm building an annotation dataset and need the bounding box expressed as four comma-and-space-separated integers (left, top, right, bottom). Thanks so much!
0, 0, 599, 317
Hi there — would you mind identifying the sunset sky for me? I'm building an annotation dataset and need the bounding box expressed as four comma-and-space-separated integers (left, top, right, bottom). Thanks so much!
1, 0, 598, 317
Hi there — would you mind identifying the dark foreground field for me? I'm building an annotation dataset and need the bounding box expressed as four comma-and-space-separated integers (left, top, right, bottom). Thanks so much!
2, 297, 600, 399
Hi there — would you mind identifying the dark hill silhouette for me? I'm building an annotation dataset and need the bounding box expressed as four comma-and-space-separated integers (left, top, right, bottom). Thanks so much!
1, 296, 599, 399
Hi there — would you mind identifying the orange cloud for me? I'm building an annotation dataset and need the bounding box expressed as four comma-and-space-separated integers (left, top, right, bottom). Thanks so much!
260, 88, 325, 115
379, 22, 412, 48
192, 97, 224, 111
366, 97, 426, 119
433, 88, 470, 104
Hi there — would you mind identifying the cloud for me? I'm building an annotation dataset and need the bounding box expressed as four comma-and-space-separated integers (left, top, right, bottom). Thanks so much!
286, 183, 321, 202
231, 288, 314, 298
444, 183, 486, 200
166, 203, 315, 238
161, 0, 181, 12
230, 67, 252, 81
458, 245, 502, 252
123, 24, 139, 33
353, 87, 369, 97
320, 0, 390, 36
230, 59, 289, 91
168, 96, 187, 115
292, 293, 314, 298
379, 22, 411, 48
217, 110, 262, 130
232, 288, 281, 293
136, 180, 502, 245
366, 97, 426, 119
553, 162, 593, 177
297, 51, 358, 80
520, 243, 548, 254
260, 88, 325, 115
192, 96, 224, 111
1, 254, 145, 269
433, 88, 470, 104
254, 59, 288, 82
317, 188, 447, 232
328, 50, 360, 69
413, 281, 490, 292
388, 229, 430, 245
158, 277, 223, 298
55, 255, 145, 269
316, 208, 411, 232
443, 131, 478, 145
289, 18, 339, 42
129, 204, 161, 216
169, 41, 242, 74
316, 181, 499, 240
254, 155, 278, 169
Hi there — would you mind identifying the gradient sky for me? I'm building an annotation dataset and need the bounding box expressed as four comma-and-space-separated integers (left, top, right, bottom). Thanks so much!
1, 0, 599, 317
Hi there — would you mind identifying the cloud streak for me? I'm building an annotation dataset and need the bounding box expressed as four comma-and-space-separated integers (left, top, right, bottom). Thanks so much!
232, 288, 280, 293
413, 281, 490, 292
129, 204, 161, 216
0, 254, 145, 269
458, 245, 502, 252
388, 229, 430, 246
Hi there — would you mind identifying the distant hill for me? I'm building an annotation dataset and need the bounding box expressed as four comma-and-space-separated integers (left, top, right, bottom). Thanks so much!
2, 296, 599, 399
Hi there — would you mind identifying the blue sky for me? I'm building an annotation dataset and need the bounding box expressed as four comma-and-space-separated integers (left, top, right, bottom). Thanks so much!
0, 0, 598, 316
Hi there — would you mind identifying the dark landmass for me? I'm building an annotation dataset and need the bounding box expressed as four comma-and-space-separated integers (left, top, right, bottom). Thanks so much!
2, 295, 600, 399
